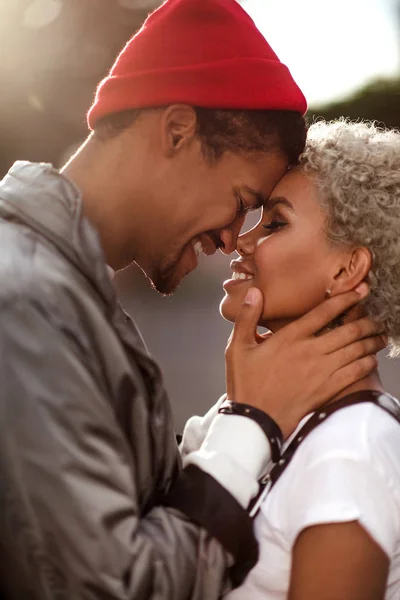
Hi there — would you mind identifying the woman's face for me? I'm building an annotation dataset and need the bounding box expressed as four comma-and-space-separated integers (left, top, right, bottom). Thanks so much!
220, 167, 348, 331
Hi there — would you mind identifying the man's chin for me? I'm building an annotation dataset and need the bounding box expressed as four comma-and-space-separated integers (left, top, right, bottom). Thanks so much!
139, 245, 197, 295
147, 265, 191, 296
150, 278, 178, 297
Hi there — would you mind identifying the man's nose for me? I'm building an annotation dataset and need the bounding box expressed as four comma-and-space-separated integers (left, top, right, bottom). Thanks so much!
218, 214, 246, 255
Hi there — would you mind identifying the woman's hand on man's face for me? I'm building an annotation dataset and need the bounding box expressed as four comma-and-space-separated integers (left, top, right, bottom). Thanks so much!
225, 284, 387, 439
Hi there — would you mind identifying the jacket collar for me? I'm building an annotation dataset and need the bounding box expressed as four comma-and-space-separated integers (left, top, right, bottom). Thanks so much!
0, 160, 115, 310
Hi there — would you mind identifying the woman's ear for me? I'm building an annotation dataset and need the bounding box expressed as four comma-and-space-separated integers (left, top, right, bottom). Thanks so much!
331, 247, 372, 295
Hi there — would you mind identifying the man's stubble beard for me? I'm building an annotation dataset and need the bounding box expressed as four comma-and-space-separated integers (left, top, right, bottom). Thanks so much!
140, 250, 186, 296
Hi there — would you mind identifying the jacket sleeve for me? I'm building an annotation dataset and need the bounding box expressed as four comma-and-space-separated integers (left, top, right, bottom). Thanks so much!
0, 300, 257, 600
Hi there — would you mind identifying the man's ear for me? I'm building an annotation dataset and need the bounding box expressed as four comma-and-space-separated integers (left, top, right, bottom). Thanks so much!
159, 104, 198, 157
331, 247, 372, 295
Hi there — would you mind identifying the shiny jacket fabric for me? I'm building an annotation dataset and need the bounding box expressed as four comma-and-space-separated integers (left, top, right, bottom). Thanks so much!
0, 162, 237, 599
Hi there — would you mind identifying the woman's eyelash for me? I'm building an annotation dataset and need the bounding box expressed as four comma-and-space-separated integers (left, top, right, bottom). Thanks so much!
262, 220, 287, 230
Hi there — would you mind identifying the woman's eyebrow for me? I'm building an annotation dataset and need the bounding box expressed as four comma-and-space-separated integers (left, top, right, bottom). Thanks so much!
264, 196, 295, 212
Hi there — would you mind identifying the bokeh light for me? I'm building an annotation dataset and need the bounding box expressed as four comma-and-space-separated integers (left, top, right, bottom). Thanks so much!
23, 0, 62, 30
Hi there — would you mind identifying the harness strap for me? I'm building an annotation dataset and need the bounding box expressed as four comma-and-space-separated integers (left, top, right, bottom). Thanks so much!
249, 390, 400, 517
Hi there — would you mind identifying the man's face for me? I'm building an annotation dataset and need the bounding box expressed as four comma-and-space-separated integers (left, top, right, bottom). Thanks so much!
137, 143, 288, 294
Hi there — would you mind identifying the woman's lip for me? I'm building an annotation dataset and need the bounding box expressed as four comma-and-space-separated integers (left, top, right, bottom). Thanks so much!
223, 276, 254, 291
230, 259, 254, 276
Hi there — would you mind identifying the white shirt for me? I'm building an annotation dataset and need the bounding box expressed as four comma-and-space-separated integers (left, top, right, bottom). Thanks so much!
225, 402, 400, 599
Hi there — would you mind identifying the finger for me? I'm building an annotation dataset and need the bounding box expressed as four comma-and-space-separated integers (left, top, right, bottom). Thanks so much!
328, 354, 378, 394
231, 287, 263, 347
320, 316, 385, 354
331, 334, 386, 370
296, 284, 369, 338
340, 303, 360, 323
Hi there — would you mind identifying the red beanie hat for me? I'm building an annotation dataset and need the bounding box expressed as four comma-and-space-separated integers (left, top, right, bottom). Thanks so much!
87, 0, 307, 129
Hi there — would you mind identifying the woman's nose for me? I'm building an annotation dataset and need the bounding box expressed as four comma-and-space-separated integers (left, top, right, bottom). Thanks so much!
236, 229, 255, 256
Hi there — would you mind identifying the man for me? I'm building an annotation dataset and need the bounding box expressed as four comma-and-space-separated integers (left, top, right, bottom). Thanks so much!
0, 0, 384, 598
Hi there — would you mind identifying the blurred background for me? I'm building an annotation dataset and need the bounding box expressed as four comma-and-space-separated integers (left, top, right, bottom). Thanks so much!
0, 0, 399, 431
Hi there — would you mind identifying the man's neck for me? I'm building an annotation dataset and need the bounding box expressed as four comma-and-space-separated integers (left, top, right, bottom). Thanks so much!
61, 136, 138, 271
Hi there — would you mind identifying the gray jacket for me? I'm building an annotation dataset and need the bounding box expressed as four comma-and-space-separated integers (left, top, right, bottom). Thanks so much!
0, 162, 257, 599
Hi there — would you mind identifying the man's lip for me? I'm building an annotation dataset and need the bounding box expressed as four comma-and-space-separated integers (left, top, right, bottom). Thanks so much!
192, 233, 218, 256
230, 259, 255, 276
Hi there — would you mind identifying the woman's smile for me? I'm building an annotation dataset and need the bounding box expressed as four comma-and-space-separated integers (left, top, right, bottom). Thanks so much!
223, 260, 255, 290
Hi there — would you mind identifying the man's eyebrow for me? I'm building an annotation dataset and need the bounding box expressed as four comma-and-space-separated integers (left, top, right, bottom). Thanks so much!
264, 196, 295, 212
242, 186, 267, 209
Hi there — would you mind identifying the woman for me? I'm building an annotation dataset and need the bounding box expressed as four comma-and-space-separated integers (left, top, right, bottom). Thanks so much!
184, 120, 400, 600
220, 119, 400, 599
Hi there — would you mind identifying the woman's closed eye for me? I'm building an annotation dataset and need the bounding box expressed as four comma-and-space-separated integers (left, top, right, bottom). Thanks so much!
262, 220, 287, 231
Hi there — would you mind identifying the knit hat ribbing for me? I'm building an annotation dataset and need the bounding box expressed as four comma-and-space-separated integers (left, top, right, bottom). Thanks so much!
87, 0, 307, 129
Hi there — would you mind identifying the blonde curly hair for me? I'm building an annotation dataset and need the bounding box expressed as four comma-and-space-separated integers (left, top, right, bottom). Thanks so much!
299, 119, 400, 356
